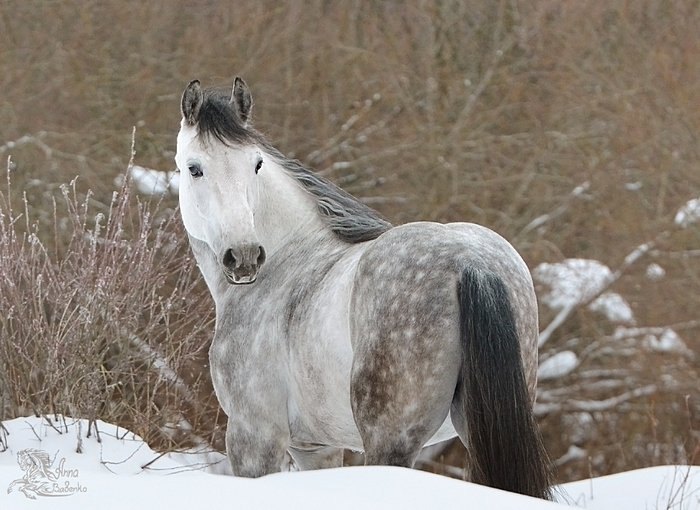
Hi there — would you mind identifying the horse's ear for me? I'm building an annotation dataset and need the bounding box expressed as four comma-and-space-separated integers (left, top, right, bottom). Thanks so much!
231, 76, 253, 125
181, 80, 203, 125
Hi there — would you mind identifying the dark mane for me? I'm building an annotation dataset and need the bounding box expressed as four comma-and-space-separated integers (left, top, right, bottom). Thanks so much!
194, 88, 392, 244
265, 146, 393, 243
195, 89, 262, 146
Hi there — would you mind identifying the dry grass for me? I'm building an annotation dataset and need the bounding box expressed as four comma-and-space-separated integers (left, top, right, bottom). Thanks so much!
0, 155, 222, 450
0, 0, 698, 482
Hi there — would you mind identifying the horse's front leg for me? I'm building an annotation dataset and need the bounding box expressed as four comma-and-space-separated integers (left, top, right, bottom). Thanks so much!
225, 415, 290, 477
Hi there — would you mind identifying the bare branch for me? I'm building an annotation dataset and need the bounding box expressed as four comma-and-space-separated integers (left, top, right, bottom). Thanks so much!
534, 385, 657, 416
518, 181, 590, 239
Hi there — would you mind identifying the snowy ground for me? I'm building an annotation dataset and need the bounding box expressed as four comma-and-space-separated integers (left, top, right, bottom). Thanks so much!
1, 417, 697, 509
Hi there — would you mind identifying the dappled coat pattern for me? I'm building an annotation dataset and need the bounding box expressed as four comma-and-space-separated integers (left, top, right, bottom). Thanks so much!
176, 78, 552, 499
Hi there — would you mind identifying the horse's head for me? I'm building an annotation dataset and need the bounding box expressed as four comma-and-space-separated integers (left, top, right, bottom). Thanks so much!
176, 78, 266, 285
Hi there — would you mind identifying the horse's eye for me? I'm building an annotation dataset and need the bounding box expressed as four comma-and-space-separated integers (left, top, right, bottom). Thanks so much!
255, 159, 263, 174
188, 163, 203, 178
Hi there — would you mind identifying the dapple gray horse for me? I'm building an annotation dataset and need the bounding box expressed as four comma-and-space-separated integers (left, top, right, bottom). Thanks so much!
175, 77, 552, 499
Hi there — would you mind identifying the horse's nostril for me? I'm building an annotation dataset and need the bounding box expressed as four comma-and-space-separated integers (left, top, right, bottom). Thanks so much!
257, 246, 266, 267
223, 249, 237, 270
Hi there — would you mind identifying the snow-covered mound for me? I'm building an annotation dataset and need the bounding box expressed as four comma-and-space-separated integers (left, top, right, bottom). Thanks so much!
560, 465, 700, 510
533, 259, 634, 324
538, 351, 579, 380
675, 198, 700, 228
1, 416, 698, 509
114, 165, 179, 196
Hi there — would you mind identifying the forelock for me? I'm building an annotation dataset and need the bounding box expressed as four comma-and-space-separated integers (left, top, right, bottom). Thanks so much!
195, 89, 259, 146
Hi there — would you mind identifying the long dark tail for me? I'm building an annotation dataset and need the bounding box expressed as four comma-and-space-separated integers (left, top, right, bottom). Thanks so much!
455, 266, 553, 499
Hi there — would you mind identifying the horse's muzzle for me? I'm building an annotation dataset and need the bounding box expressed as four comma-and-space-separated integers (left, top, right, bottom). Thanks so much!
222, 244, 266, 285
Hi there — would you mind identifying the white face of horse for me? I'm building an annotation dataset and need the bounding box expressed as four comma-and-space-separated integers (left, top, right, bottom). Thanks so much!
176, 79, 266, 285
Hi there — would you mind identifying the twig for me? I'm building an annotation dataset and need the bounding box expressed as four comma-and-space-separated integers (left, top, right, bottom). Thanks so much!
101, 440, 146, 468
534, 384, 657, 415
663, 464, 697, 510
24, 420, 41, 442
307, 93, 383, 165
140, 450, 169, 470
128, 126, 136, 170
447, 37, 515, 142
76, 419, 83, 454
128, 334, 197, 406
518, 181, 590, 239
0, 132, 89, 164
539, 302, 578, 348
42, 414, 63, 434
87, 418, 101, 443
359, 196, 409, 205
0, 420, 9, 452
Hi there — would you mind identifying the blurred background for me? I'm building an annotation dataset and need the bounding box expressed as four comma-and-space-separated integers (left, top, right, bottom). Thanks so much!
0, 0, 698, 483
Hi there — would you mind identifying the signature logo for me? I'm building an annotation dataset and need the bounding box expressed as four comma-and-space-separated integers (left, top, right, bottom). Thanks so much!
7, 448, 87, 499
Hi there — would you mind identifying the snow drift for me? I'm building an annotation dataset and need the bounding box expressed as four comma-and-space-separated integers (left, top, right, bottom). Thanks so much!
1, 416, 698, 509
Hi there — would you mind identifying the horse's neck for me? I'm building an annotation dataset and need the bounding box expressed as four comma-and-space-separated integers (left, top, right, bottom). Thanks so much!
255, 159, 328, 257
187, 235, 230, 306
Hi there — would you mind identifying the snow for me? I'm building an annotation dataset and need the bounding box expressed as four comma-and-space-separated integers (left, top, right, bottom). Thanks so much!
613, 326, 693, 356
534, 259, 613, 310
588, 293, 634, 324
554, 445, 587, 467
674, 198, 700, 228
533, 259, 634, 324
114, 165, 179, 196
646, 262, 666, 281
1, 416, 698, 510
559, 465, 700, 510
538, 351, 579, 380
648, 328, 691, 355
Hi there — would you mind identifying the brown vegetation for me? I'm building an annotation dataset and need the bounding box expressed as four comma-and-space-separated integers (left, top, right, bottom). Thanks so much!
0, 0, 698, 483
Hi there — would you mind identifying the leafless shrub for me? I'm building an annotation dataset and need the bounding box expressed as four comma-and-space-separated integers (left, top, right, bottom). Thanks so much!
0, 155, 221, 451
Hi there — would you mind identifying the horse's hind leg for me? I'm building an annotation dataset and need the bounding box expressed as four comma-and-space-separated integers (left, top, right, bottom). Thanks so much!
350, 337, 460, 468
288, 444, 343, 471
351, 373, 449, 467
349, 236, 462, 468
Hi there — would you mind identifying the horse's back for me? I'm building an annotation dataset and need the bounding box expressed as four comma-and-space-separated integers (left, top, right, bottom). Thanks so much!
353, 221, 535, 300
357, 220, 531, 272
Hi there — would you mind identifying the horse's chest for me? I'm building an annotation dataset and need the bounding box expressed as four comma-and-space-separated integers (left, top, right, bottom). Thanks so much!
208, 334, 239, 415
208, 310, 286, 417
208, 247, 364, 444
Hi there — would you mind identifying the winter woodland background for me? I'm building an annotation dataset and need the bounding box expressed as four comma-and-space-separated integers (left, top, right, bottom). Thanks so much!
0, 0, 698, 485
